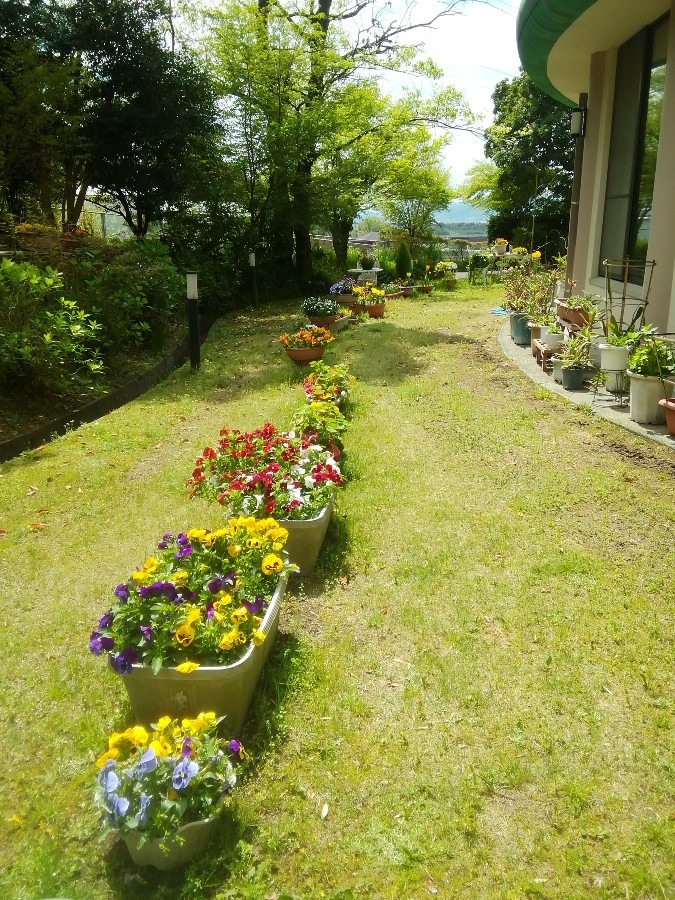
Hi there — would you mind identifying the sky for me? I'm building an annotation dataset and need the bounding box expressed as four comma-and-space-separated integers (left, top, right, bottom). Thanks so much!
377, 0, 523, 187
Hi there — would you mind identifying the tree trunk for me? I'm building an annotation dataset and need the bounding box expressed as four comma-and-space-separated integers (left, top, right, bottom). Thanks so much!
329, 213, 353, 270
292, 157, 314, 285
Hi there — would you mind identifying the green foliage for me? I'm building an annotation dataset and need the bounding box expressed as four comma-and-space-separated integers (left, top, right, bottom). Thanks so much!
476, 72, 574, 253
0, 257, 102, 392
71, 240, 184, 353
290, 401, 348, 451
560, 328, 592, 368
627, 337, 675, 377
395, 241, 413, 278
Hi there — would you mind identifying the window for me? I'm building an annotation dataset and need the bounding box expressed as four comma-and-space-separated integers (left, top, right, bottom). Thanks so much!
599, 16, 669, 283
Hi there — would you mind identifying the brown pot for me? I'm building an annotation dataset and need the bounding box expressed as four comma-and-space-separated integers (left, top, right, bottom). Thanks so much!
556, 300, 592, 328
658, 398, 675, 435
284, 346, 326, 365
385, 291, 403, 299
308, 315, 338, 328
443, 278, 457, 291
417, 285, 433, 294
349, 302, 367, 314
366, 302, 385, 319
400, 286, 414, 297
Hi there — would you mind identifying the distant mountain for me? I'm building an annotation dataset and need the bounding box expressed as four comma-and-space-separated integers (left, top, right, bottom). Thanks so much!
434, 200, 489, 225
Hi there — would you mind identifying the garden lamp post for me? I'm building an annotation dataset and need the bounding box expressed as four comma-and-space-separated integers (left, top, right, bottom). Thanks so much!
249, 250, 258, 306
186, 271, 200, 371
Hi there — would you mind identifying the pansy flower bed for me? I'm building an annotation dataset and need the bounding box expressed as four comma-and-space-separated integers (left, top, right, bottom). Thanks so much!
89, 519, 293, 673
187, 422, 344, 521
95, 713, 246, 842
279, 325, 333, 348
302, 361, 356, 403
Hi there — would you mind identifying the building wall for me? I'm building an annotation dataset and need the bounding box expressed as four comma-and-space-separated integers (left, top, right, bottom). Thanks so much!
571, 3, 675, 332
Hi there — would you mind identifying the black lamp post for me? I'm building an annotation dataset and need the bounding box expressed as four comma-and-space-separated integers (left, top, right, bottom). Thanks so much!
186, 271, 200, 371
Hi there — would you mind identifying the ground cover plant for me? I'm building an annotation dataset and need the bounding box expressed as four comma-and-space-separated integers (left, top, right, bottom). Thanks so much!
0, 281, 673, 898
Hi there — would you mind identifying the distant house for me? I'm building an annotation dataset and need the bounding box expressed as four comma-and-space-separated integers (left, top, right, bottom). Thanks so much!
349, 231, 392, 251
517, 0, 675, 333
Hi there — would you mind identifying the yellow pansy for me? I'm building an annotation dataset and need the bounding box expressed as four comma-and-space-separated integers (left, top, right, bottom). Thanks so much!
125, 726, 149, 746
231, 606, 249, 625
261, 554, 284, 576
172, 570, 189, 587
185, 607, 202, 626
176, 661, 200, 674
175, 622, 196, 646
155, 716, 172, 731
214, 592, 233, 608
187, 528, 208, 542
246, 536, 263, 549
108, 732, 126, 750
251, 630, 266, 647
96, 749, 120, 769
149, 736, 171, 757
218, 629, 239, 651
252, 615, 262, 628
228, 543, 241, 558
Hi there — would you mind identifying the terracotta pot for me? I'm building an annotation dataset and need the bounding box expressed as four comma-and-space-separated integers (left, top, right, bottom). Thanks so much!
417, 285, 433, 294
113, 576, 287, 731
556, 300, 592, 328
308, 315, 337, 328
366, 302, 385, 319
350, 303, 366, 315
284, 346, 326, 365
385, 291, 403, 299
658, 398, 675, 434
443, 278, 457, 290
400, 286, 414, 297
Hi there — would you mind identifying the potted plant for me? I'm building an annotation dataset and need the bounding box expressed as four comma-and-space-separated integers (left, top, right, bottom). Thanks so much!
382, 283, 403, 299
329, 276, 356, 296
560, 328, 592, 390
626, 336, 675, 424
330, 306, 351, 332
89, 521, 294, 729
597, 282, 646, 392
434, 260, 457, 289
400, 272, 414, 297
494, 237, 508, 256
539, 317, 564, 350
658, 387, 675, 435
352, 282, 386, 318
290, 401, 348, 457
300, 295, 340, 328
359, 254, 375, 270
94, 714, 247, 869
302, 360, 356, 406
556, 293, 597, 329
279, 325, 334, 365
417, 265, 434, 294
187, 423, 345, 574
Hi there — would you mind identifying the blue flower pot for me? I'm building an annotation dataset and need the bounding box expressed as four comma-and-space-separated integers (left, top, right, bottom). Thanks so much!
510, 313, 531, 346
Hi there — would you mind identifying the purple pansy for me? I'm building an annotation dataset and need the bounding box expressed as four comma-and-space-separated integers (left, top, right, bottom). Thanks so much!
97, 760, 119, 793
243, 595, 264, 615
113, 583, 129, 601
157, 540, 168, 550
228, 739, 241, 756
181, 736, 194, 758
207, 576, 225, 593
138, 792, 151, 826
172, 757, 199, 790
174, 545, 192, 559
138, 581, 178, 602
98, 610, 115, 629
112, 646, 139, 675
163, 532, 174, 541
136, 747, 157, 779
89, 632, 115, 655
106, 793, 129, 825
139, 624, 153, 642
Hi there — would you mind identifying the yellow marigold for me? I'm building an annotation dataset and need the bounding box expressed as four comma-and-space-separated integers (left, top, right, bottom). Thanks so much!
262, 553, 284, 575
218, 629, 239, 651
176, 661, 200, 674
175, 622, 196, 646
251, 629, 266, 647
96, 749, 120, 769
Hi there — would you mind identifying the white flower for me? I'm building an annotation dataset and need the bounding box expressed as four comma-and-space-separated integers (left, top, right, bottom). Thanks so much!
304, 475, 316, 489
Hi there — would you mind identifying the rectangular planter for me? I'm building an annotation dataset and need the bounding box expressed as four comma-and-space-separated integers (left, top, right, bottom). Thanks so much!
280, 502, 332, 575
113, 574, 287, 732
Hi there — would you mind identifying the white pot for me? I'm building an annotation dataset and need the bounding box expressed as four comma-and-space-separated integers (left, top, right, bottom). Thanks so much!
627, 372, 667, 424
552, 356, 563, 383
540, 328, 564, 349
123, 812, 221, 870
598, 343, 630, 374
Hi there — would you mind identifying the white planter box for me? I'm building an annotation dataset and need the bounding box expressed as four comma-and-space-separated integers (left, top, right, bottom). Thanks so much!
280, 502, 332, 575
114, 575, 287, 731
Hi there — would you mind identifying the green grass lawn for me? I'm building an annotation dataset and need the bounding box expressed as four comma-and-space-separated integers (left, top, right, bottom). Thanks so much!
1, 285, 673, 899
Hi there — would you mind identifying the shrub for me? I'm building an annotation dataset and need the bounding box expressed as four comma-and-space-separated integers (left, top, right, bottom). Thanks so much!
395, 241, 413, 279
0, 258, 103, 393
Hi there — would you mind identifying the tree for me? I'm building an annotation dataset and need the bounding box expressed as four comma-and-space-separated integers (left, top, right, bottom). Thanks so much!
466, 70, 574, 252
210, 0, 474, 283
378, 132, 453, 256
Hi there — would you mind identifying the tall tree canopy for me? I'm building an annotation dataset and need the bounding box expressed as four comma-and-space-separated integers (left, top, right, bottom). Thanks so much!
463, 70, 574, 251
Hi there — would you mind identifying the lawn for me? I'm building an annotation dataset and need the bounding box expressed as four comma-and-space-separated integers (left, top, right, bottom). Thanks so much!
1, 284, 673, 899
